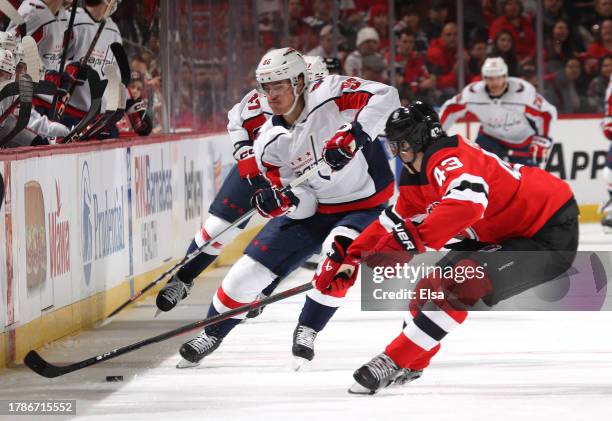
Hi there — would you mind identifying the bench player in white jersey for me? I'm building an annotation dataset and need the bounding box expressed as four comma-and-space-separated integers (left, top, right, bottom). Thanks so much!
155, 56, 331, 314
6, 0, 67, 111
439, 57, 557, 167
0, 41, 68, 147
176, 48, 399, 369
599, 76, 612, 230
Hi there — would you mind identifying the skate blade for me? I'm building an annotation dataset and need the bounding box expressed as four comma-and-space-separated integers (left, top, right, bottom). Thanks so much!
154, 308, 163, 318
292, 356, 310, 371
176, 358, 200, 369
348, 382, 376, 395
94, 317, 114, 328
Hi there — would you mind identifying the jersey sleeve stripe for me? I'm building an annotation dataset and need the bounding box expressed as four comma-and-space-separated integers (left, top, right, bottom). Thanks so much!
439, 103, 466, 127
524, 105, 552, 136
333, 91, 372, 113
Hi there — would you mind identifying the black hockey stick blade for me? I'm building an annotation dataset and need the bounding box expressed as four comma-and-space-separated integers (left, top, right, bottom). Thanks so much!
34, 80, 57, 96
25, 282, 314, 378
63, 68, 108, 143
0, 74, 34, 146
0, 171, 4, 211
110, 42, 131, 86
0, 81, 20, 102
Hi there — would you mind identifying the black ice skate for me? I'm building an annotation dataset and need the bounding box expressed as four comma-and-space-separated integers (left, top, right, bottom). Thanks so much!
156, 274, 193, 314
292, 324, 317, 371
348, 353, 405, 395
176, 330, 222, 368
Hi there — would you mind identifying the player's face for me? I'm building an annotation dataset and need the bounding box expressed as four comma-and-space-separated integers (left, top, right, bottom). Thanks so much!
260, 80, 295, 114
484, 75, 507, 96
0, 70, 11, 83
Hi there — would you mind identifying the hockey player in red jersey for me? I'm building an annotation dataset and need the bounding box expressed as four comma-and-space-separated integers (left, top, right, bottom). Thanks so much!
312, 102, 579, 395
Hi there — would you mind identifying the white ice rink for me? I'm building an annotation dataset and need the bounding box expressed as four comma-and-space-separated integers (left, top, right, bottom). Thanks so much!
1, 223, 611, 421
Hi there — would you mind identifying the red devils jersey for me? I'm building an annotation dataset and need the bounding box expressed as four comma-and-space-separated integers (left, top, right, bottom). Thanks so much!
384, 135, 573, 250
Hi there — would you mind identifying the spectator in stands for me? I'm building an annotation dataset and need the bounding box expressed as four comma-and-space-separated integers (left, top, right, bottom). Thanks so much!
131, 54, 149, 78
587, 19, 612, 59
468, 38, 488, 82
490, 29, 521, 76
304, 0, 332, 38
422, 0, 449, 41
545, 19, 581, 73
288, 0, 312, 50
307, 25, 337, 58
427, 22, 465, 100
393, 5, 428, 53
545, 56, 588, 113
369, 3, 389, 52
587, 55, 612, 112
490, 0, 536, 66
344, 26, 381, 77
361, 54, 387, 83
581, 0, 612, 35
543, 0, 568, 35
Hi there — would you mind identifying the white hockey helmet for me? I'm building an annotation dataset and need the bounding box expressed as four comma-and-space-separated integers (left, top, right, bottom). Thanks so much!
256, 47, 309, 92
0, 49, 16, 80
481, 57, 508, 78
0, 32, 17, 57
304, 55, 329, 81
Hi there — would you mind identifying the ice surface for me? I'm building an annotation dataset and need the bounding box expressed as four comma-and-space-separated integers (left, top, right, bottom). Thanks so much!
1, 224, 611, 421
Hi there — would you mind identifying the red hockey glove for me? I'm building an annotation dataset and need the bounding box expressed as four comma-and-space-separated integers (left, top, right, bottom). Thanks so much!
529, 135, 552, 166
251, 187, 300, 218
126, 97, 153, 136
233, 140, 262, 182
602, 118, 612, 140
363, 215, 425, 270
313, 235, 360, 296
322, 122, 369, 171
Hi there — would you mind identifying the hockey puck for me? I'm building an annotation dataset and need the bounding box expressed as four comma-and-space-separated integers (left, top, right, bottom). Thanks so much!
105, 375, 123, 382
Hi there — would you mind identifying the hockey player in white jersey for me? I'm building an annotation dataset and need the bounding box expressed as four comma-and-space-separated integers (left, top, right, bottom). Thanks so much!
155, 55, 329, 315
177, 48, 399, 369
599, 76, 612, 230
0, 41, 68, 147
6, 0, 67, 111
439, 57, 557, 167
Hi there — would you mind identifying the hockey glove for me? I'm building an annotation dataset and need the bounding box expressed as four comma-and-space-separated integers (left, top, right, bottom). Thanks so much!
127, 97, 153, 136
322, 122, 370, 171
601, 117, 612, 140
363, 217, 425, 270
528, 135, 552, 166
233, 140, 269, 188
251, 187, 300, 218
313, 235, 360, 297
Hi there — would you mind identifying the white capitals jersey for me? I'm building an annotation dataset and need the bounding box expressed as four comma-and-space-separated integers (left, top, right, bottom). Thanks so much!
7, 0, 67, 71
64, 8, 123, 115
439, 77, 557, 148
227, 89, 273, 148
254, 75, 399, 218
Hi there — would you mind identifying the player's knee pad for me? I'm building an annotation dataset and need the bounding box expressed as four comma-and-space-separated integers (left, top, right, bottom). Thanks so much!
194, 214, 242, 255
213, 255, 276, 317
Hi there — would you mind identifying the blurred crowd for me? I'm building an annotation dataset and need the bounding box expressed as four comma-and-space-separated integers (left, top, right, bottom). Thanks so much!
112, 0, 612, 133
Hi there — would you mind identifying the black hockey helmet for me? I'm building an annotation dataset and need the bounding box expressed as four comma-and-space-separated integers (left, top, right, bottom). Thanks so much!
323, 57, 342, 74
385, 101, 445, 156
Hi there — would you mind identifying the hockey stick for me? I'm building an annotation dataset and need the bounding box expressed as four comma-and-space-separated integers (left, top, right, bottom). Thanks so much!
63, 67, 108, 143
110, 42, 131, 86
55, 0, 117, 120
80, 85, 125, 140
49, 0, 79, 120
105, 159, 330, 320
24, 281, 314, 378
0, 74, 34, 147
74, 64, 122, 141
0, 0, 26, 37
